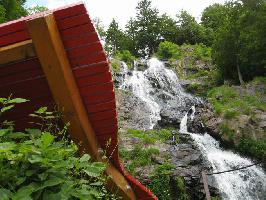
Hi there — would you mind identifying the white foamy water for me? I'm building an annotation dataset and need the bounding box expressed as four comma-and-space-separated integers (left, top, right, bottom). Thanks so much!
180, 110, 266, 200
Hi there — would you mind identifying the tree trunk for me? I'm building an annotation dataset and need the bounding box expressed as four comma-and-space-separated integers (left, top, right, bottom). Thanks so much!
237, 57, 244, 85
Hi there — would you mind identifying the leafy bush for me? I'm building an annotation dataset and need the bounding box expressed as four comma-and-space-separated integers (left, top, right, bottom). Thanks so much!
114, 50, 135, 70
193, 43, 212, 61
0, 97, 116, 200
156, 41, 181, 60
148, 163, 174, 200
176, 177, 189, 200
110, 59, 121, 73
237, 138, 266, 160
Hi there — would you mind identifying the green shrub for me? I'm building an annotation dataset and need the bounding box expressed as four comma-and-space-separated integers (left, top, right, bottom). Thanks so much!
156, 41, 181, 60
193, 43, 212, 61
114, 50, 135, 70
219, 123, 235, 141
0, 97, 116, 199
237, 138, 266, 160
176, 177, 189, 200
110, 59, 121, 73
148, 163, 174, 200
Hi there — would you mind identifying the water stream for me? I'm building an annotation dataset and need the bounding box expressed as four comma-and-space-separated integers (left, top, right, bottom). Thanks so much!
119, 58, 266, 199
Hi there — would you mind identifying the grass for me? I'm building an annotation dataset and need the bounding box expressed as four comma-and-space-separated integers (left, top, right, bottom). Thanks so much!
207, 79, 266, 159
119, 144, 160, 175
207, 85, 266, 117
127, 128, 173, 144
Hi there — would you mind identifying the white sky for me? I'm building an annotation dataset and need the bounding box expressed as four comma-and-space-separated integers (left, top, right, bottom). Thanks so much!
44, 0, 227, 28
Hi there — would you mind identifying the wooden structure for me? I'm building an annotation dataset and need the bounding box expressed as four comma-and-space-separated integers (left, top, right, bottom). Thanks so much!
0, 3, 156, 200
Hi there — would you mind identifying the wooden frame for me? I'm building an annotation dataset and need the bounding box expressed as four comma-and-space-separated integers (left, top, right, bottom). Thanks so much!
0, 14, 136, 200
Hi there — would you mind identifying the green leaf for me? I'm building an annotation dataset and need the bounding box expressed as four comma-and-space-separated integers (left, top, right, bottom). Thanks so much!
0, 98, 7, 103
0, 129, 10, 137
83, 163, 105, 178
0, 142, 16, 152
28, 155, 43, 163
80, 154, 91, 163
8, 98, 29, 104
36, 176, 64, 191
36, 107, 47, 114
1, 105, 14, 113
41, 132, 54, 148
13, 184, 35, 200
42, 192, 61, 200
8, 132, 30, 139
0, 188, 13, 200
90, 181, 103, 186
25, 129, 42, 137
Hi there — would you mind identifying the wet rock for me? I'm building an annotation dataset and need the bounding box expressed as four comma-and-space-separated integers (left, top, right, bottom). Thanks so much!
116, 89, 151, 130
158, 107, 184, 128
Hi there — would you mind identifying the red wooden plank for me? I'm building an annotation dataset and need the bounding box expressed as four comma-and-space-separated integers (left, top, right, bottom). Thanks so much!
57, 14, 92, 30
0, 76, 47, 90
86, 100, 116, 113
0, 83, 51, 100
76, 71, 112, 87
73, 61, 109, 77
62, 32, 99, 49
54, 3, 86, 20
0, 30, 30, 47
60, 23, 95, 38
80, 81, 113, 96
88, 109, 116, 121
0, 68, 44, 85
83, 91, 115, 105
0, 58, 40, 78
0, 21, 26, 37
70, 52, 106, 67
92, 117, 117, 129
67, 42, 103, 58
95, 124, 118, 136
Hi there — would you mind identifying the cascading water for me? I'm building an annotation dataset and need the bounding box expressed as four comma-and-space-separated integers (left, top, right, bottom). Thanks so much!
119, 58, 266, 199
120, 58, 197, 128
180, 110, 266, 200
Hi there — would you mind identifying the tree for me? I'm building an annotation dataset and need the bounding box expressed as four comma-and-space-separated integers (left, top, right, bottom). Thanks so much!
27, 5, 48, 15
158, 14, 179, 44
201, 3, 228, 31
0, 0, 27, 23
105, 19, 126, 55
134, 0, 161, 57
93, 17, 106, 40
176, 10, 205, 45
212, 0, 266, 83
125, 18, 138, 56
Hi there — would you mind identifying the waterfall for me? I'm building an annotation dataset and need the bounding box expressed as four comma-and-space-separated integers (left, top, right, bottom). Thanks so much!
119, 58, 266, 199
180, 109, 266, 200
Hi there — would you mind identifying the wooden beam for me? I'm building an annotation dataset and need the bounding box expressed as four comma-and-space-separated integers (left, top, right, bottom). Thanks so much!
202, 171, 211, 200
26, 14, 136, 200
0, 40, 36, 66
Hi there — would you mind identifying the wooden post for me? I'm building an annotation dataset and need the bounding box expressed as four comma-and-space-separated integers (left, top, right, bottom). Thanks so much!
26, 14, 136, 200
202, 171, 211, 200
